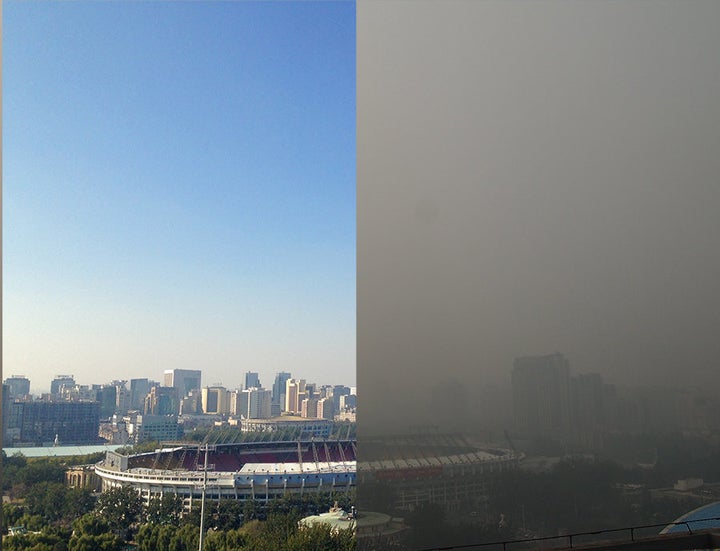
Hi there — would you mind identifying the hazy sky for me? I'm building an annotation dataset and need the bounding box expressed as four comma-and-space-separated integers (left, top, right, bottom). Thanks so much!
3, 2, 356, 394
358, 1, 720, 431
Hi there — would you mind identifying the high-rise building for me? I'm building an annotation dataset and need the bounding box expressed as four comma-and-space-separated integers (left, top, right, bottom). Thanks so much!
2, 385, 13, 444
244, 372, 261, 389
129, 379, 151, 411
305, 383, 317, 399
285, 379, 306, 414
4, 401, 101, 446
317, 397, 333, 420
232, 389, 250, 418
115, 383, 130, 414
4, 376, 30, 398
144, 386, 179, 416
246, 388, 272, 419
512, 353, 573, 438
331, 385, 351, 418
301, 398, 318, 418
133, 415, 182, 444
272, 372, 291, 411
180, 390, 202, 415
50, 375, 76, 396
202, 386, 230, 415
340, 394, 356, 410
163, 369, 201, 400
95, 385, 118, 418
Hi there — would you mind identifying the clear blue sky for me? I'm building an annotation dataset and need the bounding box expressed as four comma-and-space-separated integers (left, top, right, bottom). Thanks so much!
3, 2, 356, 393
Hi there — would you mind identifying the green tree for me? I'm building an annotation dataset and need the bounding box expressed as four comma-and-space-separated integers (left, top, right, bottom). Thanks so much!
145, 494, 184, 526
64, 488, 95, 521
3, 503, 25, 528
25, 482, 68, 524
211, 499, 244, 531
242, 498, 261, 522
288, 524, 355, 551
68, 533, 124, 551
169, 523, 199, 551
20, 461, 66, 486
72, 514, 111, 537
2, 529, 68, 551
95, 485, 143, 536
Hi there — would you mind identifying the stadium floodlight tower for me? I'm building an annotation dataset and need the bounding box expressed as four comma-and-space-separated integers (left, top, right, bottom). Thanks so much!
197, 444, 216, 551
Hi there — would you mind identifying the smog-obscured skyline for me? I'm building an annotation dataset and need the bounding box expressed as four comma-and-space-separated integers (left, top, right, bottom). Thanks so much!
358, 1, 720, 433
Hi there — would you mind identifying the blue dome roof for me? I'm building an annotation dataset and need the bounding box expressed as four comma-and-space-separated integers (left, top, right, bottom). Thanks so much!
661, 501, 720, 534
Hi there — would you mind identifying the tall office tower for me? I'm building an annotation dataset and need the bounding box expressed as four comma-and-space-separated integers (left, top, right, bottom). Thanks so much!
4, 376, 31, 398
305, 383, 317, 399
163, 369, 202, 399
133, 415, 182, 444
285, 379, 299, 414
201, 386, 230, 415
512, 353, 573, 438
2, 385, 12, 445
4, 401, 101, 446
301, 398, 318, 419
317, 397, 334, 420
50, 375, 76, 396
144, 386, 179, 416
232, 389, 250, 418
331, 385, 351, 417
180, 390, 202, 415
245, 372, 261, 389
339, 394, 356, 410
96, 385, 118, 418
115, 384, 131, 414
129, 379, 150, 411
272, 372, 292, 411
229, 390, 240, 416
285, 379, 306, 414
246, 388, 272, 419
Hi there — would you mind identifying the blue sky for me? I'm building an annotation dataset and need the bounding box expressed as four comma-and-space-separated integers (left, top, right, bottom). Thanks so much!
3, 2, 356, 393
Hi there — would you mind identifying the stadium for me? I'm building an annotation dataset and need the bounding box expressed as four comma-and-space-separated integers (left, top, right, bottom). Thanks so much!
93, 430, 518, 518
358, 432, 519, 513
94, 438, 357, 509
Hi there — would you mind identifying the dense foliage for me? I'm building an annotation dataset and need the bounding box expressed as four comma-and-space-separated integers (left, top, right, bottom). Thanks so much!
1, 450, 357, 550
5, 431, 719, 550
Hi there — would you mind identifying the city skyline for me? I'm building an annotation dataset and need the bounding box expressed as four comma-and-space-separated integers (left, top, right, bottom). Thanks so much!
3, 2, 356, 394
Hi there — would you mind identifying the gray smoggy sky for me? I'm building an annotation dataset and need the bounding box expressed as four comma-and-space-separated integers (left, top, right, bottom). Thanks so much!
358, 1, 720, 431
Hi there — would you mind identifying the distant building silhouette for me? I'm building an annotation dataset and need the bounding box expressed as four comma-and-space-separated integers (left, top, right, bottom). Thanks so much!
201, 386, 230, 415
4, 401, 101, 446
512, 353, 572, 438
50, 375, 75, 396
272, 371, 292, 414
144, 386, 179, 416
244, 371, 261, 389
129, 378, 151, 411
285, 378, 306, 414
4, 375, 30, 398
163, 369, 201, 400
246, 387, 272, 419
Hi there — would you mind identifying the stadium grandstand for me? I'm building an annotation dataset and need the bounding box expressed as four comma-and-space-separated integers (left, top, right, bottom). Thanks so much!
94, 424, 356, 510
358, 431, 519, 513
